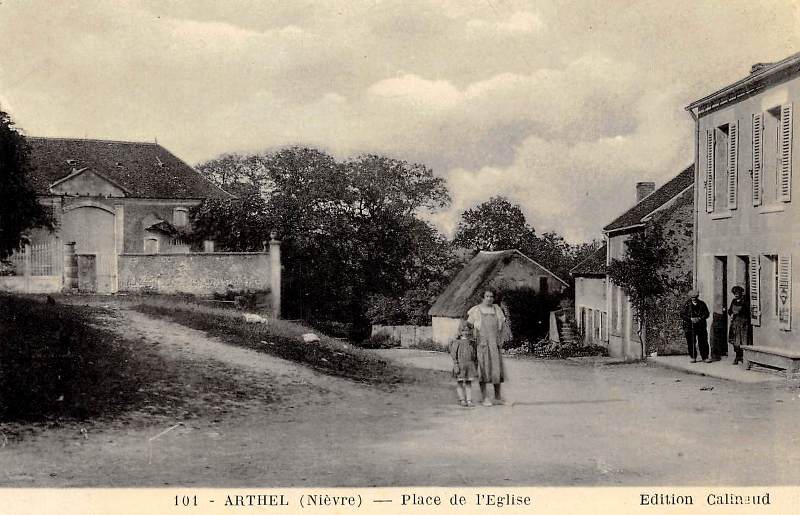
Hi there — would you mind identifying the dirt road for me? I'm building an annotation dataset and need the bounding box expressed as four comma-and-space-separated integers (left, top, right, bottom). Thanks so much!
2, 307, 799, 486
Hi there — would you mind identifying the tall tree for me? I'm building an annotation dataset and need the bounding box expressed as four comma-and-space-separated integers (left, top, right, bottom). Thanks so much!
452, 196, 536, 252
192, 147, 454, 338
0, 110, 53, 258
453, 196, 602, 285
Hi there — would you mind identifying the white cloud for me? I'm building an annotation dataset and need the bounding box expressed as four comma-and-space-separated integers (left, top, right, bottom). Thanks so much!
467, 11, 544, 34
1, 0, 799, 242
367, 74, 462, 110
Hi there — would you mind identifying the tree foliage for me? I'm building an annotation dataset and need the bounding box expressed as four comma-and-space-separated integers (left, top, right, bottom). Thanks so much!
606, 222, 674, 354
453, 196, 536, 252
0, 110, 54, 258
192, 147, 454, 338
453, 195, 602, 284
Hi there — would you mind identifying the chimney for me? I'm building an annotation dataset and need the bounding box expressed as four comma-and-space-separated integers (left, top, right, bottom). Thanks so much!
636, 181, 655, 203
750, 62, 773, 75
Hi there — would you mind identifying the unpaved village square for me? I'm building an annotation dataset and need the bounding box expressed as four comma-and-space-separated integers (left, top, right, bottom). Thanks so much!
2, 302, 798, 488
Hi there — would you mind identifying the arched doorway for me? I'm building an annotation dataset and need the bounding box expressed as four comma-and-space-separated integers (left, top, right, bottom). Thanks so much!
61, 202, 117, 293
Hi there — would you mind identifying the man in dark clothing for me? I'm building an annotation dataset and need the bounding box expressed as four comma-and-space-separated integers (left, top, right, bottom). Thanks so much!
681, 290, 710, 363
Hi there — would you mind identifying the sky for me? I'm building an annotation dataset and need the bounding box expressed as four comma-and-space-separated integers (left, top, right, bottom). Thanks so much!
1, 0, 799, 242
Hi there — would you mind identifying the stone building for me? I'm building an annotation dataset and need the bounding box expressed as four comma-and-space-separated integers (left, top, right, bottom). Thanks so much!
571, 244, 608, 346
602, 167, 694, 359
1, 137, 280, 312
428, 249, 567, 345
686, 52, 800, 376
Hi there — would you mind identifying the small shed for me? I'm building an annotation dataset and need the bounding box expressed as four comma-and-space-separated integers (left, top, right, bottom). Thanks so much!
428, 249, 568, 345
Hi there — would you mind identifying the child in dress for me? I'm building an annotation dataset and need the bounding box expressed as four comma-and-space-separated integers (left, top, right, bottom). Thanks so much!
449, 320, 478, 407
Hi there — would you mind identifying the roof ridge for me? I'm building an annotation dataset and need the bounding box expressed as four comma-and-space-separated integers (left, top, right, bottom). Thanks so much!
570, 244, 607, 269
603, 164, 694, 233
27, 136, 159, 146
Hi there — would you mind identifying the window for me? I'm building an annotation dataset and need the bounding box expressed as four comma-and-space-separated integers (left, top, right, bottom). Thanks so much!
706, 122, 739, 212
754, 104, 792, 206
594, 310, 601, 340
539, 276, 549, 295
713, 124, 729, 211
173, 207, 188, 227
580, 307, 586, 333
144, 238, 159, 254
765, 255, 779, 318
754, 254, 792, 331
601, 312, 608, 342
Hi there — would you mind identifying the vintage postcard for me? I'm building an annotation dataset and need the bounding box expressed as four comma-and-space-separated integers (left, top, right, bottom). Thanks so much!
1, 1, 799, 513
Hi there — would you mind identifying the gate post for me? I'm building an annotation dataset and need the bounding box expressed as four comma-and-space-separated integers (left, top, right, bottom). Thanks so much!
63, 242, 77, 290
269, 231, 281, 319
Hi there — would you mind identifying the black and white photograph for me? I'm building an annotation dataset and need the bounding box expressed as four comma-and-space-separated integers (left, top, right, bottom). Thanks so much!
1, 0, 799, 512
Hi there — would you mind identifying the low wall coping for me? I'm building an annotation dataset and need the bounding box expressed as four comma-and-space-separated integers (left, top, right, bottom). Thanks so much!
121, 252, 269, 257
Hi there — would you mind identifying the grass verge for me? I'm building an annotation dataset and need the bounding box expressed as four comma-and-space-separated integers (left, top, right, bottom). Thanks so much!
132, 298, 412, 385
0, 294, 279, 428
0, 294, 146, 421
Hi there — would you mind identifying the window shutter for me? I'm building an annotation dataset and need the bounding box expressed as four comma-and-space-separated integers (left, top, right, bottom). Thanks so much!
752, 113, 763, 206
779, 103, 793, 202
728, 121, 738, 209
778, 255, 792, 331
706, 129, 715, 212
749, 255, 761, 326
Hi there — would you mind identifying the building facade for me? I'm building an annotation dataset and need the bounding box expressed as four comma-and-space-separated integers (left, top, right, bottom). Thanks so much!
571, 245, 608, 346
686, 53, 800, 374
428, 249, 568, 345
603, 168, 694, 359
1, 137, 280, 310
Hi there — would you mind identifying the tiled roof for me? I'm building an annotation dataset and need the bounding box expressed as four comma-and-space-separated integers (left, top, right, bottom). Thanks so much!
428, 249, 567, 318
570, 244, 607, 277
603, 165, 694, 233
25, 137, 231, 199
687, 51, 800, 113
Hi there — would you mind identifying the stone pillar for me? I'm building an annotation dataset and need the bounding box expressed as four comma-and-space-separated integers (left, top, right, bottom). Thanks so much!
63, 242, 77, 290
269, 231, 281, 319
114, 204, 124, 293
114, 205, 124, 255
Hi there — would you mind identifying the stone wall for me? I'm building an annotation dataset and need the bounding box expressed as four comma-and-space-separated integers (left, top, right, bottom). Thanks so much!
371, 324, 434, 348
118, 252, 270, 295
649, 187, 694, 355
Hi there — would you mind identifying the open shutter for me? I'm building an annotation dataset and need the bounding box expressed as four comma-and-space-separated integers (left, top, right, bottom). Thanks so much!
752, 113, 763, 206
749, 255, 761, 326
728, 121, 738, 209
779, 103, 793, 202
706, 129, 715, 212
778, 255, 792, 331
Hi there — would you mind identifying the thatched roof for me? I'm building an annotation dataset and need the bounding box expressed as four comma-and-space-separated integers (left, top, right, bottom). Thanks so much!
428, 249, 567, 318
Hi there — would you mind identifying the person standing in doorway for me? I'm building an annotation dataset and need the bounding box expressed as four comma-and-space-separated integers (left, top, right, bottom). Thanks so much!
467, 290, 507, 406
681, 290, 710, 363
728, 286, 751, 365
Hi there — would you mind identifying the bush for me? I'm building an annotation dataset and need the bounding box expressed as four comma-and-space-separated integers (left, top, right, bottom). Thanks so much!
646, 278, 693, 355
356, 332, 400, 349
212, 287, 271, 311
409, 338, 446, 352
0, 295, 144, 421
515, 337, 608, 359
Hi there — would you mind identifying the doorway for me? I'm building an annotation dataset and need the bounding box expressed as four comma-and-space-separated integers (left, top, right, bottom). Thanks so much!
711, 256, 728, 359
61, 204, 117, 293
734, 255, 751, 351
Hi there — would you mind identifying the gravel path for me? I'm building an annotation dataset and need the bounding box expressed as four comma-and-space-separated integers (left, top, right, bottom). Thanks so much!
3, 306, 799, 487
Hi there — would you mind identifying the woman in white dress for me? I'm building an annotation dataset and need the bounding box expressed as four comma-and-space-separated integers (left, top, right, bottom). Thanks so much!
466, 290, 507, 406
